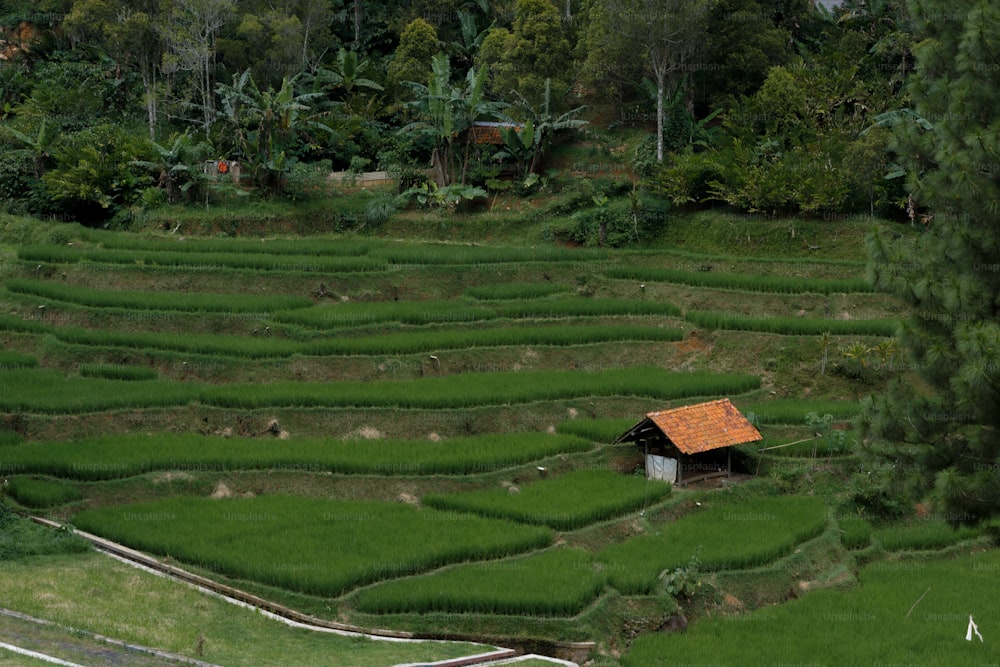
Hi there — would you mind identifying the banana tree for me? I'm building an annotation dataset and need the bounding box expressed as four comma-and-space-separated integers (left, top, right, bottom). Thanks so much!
3, 118, 59, 179
130, 130, 212, 203
503, 78, 587, 175
402, 52, 507, 186
216, 70, 332, 195
496, 120, 535, 179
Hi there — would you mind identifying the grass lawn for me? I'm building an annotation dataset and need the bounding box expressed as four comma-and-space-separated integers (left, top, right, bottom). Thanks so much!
0, 552, 489, 667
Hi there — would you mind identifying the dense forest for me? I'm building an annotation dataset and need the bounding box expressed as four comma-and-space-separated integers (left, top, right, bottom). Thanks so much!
0, 0, 919, 229
0, 0, 926, 228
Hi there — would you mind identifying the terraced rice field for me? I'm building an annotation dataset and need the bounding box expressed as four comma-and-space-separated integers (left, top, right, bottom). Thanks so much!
0, 223, 921, 659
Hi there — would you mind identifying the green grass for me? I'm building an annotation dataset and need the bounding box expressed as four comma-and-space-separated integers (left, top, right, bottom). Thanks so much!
78, 364, 158, 381
0, 367, 761, 413
874, 519, 983, 551
3, 477, 82, 508
0, 505, 89, 559
736, 398, 862, 424
78, 228, 374, 257
72, 496, 553, 596
556, 418, 635, 443
367, 243, 606, 265
0, 314, 50, 334
354, 547, 605, 616
0, 349, 37, 369
42, 322, 683, 358
2, 432, 593, 480
423, 470, 670, 531
491, 298, 682, 319
270, 300, 497, 327
599, 495, 829, 594
624, 550, 1000, 666
6, 278, 313, 313
464, 283, 572, 300
0, 551, 488, 667
17, 245, 387, 273
685, 310, 899, 336
838, 516, 872, 550
606, 266, 873, 293
271, 298, 681, 329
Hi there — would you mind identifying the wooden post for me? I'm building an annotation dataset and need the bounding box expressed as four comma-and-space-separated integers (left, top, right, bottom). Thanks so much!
727, 447, 732, 478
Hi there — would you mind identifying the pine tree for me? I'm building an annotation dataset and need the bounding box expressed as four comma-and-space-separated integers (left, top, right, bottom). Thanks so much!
861, 0, 1000, 524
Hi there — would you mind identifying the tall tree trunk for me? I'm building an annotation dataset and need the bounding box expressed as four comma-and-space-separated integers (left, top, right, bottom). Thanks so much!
656, 74, 664, 162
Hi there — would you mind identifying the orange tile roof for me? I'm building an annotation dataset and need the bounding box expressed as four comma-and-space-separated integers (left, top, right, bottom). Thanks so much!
470, 122, 523, 145
641, 398, 761, 454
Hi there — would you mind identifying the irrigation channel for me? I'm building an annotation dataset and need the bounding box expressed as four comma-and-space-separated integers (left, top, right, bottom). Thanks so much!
28, 516, 593, 667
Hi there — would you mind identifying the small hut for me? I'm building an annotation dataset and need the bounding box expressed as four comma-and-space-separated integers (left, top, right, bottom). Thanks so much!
615, 398, 761, 486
